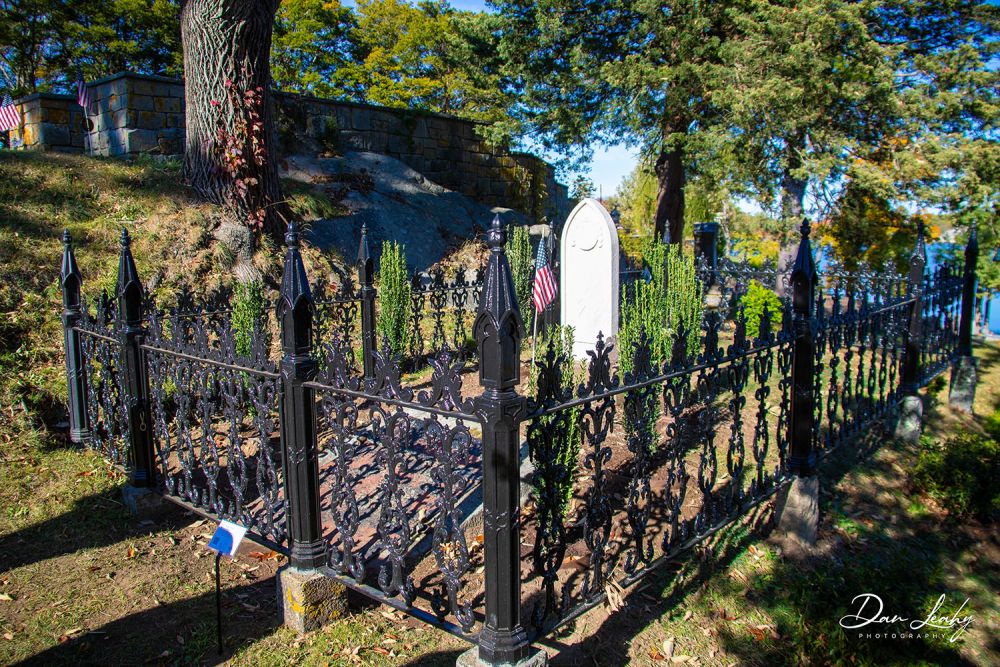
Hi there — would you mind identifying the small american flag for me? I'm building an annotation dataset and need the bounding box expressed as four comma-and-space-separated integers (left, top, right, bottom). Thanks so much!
76, 74, 91, 113
532, 239, 558, 312
0, 94, 20, 132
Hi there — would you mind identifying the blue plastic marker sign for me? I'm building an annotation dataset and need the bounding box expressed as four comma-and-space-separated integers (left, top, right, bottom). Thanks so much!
207, 520, 247, 558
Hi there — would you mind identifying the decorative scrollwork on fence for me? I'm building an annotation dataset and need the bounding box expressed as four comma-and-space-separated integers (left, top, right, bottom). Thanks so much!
144, 347, 286, 546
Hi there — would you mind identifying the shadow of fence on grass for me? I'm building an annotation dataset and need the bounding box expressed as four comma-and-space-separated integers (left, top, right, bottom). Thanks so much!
13, 577, 280, 667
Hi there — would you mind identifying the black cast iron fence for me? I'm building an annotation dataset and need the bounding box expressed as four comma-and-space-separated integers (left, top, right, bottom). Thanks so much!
60, 217, 976, 665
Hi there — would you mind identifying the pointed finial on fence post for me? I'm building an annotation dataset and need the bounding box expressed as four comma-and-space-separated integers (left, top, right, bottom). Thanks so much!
60, 229, 90, 444
790, 218, 816, 318
61, 229, 81, 308
358, 222, 376, 379
116, 227, 144, 331
475, 214, 523, 391
279, 221, 313, 334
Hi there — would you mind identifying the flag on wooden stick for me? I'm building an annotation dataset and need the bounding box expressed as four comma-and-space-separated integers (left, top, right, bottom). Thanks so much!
76, 73, 91, 113
532, 239, 557, 313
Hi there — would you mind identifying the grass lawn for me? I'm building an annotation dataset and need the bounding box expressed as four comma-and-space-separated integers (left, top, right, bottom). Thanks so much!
1, 151, 997, 665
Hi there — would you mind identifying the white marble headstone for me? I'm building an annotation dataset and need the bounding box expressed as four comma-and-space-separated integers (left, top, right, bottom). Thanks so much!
560, 198, 619, 358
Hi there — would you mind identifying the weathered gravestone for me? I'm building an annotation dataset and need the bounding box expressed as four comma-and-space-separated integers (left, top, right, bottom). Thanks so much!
560, 198, 619, 358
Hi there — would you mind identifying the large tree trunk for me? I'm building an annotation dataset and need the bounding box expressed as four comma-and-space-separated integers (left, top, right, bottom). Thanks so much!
652, 142, 686, 245
180, 0, 287, 242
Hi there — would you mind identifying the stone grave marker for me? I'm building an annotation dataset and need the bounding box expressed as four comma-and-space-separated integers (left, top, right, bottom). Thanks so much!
559, 198, 620, 358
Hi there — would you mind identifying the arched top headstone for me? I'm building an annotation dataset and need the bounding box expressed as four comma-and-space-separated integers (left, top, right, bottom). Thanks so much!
560, 198, 620, 358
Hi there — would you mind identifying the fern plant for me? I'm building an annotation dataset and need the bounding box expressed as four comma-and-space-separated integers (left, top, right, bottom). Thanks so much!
376, 240, 412, 357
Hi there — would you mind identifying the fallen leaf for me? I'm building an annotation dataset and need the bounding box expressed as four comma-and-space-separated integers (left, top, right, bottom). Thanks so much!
671, 656, 692, 664
748, 626, 766, 642
3, 633, 13, 641
650, 649, 665, 661
125, 546, 137, 559
682, 610, 693, 622
372, 647, 391, 656
605, 580, 625, 612
663, 637, 675, 658
0, 593, 14, 601
748, 544, 758, 554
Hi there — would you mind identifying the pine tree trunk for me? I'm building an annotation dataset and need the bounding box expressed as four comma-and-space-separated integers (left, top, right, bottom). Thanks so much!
653, 145, 686, 245
180, 0, 287, 241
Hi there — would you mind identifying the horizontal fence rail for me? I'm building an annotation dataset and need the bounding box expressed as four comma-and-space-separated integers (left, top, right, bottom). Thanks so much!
60, 217, 974, 666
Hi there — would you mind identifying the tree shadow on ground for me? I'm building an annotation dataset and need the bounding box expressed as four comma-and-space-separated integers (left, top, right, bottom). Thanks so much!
707, 425, 996, 666
527, 407, 997, 666
12, 577, 280, 667
0, 487, 192, 574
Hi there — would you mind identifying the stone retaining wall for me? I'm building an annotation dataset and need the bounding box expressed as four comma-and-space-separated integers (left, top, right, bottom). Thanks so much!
4, 72, 567, 220
7, 94, 86, 152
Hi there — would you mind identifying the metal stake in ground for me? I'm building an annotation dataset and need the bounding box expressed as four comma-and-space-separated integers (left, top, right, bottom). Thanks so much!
215, 552, 223, 655
206, 520, 247, 656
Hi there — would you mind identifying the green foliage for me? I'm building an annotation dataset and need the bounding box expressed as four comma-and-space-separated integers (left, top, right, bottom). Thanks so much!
619, 239, 702, 375
504, 224, 533, 322
569, 175, 594, 202
336, 0, 509, 123
739, 280, 782, 339
1, 0, 181, 96
272, 0, 357, 98
232, 279, 265, 359
528, 325, 582, 519
914, 428, 1000, 520
376, 240, 411, 356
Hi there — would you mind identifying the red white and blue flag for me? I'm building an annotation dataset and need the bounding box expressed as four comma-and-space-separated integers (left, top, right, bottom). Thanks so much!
532, 240, 558, 312
0, 94, 20, 132
76, 74, 91, 113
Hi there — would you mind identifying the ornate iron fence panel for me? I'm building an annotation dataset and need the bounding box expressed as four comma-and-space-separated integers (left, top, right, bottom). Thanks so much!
920, 261, 964, 382
141, 303, 287, 550
521, 302, 795, 639
76, 294, 129, 467
307, 342, 484, 641
407, 267, 483, 364
813, 269, 912, 456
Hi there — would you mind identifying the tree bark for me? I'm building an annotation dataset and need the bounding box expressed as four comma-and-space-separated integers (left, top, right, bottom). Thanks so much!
652, 141, 686, 245
180, 0, 287, 241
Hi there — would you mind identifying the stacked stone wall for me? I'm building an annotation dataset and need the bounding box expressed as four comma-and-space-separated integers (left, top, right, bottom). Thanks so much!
7, 94, 85, 152
4, 72, 567, 220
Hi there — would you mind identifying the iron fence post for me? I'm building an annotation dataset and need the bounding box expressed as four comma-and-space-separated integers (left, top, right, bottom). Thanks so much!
471, 216, 534, 666
957, 223, 978, 358
116, 229, 156, 487
788, 219, 817, 476
358, 223, 377, 380
278, 222, 327, 571
61, 230, 91, 443
900, 225, 927, 396
949, 223, 979, 412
